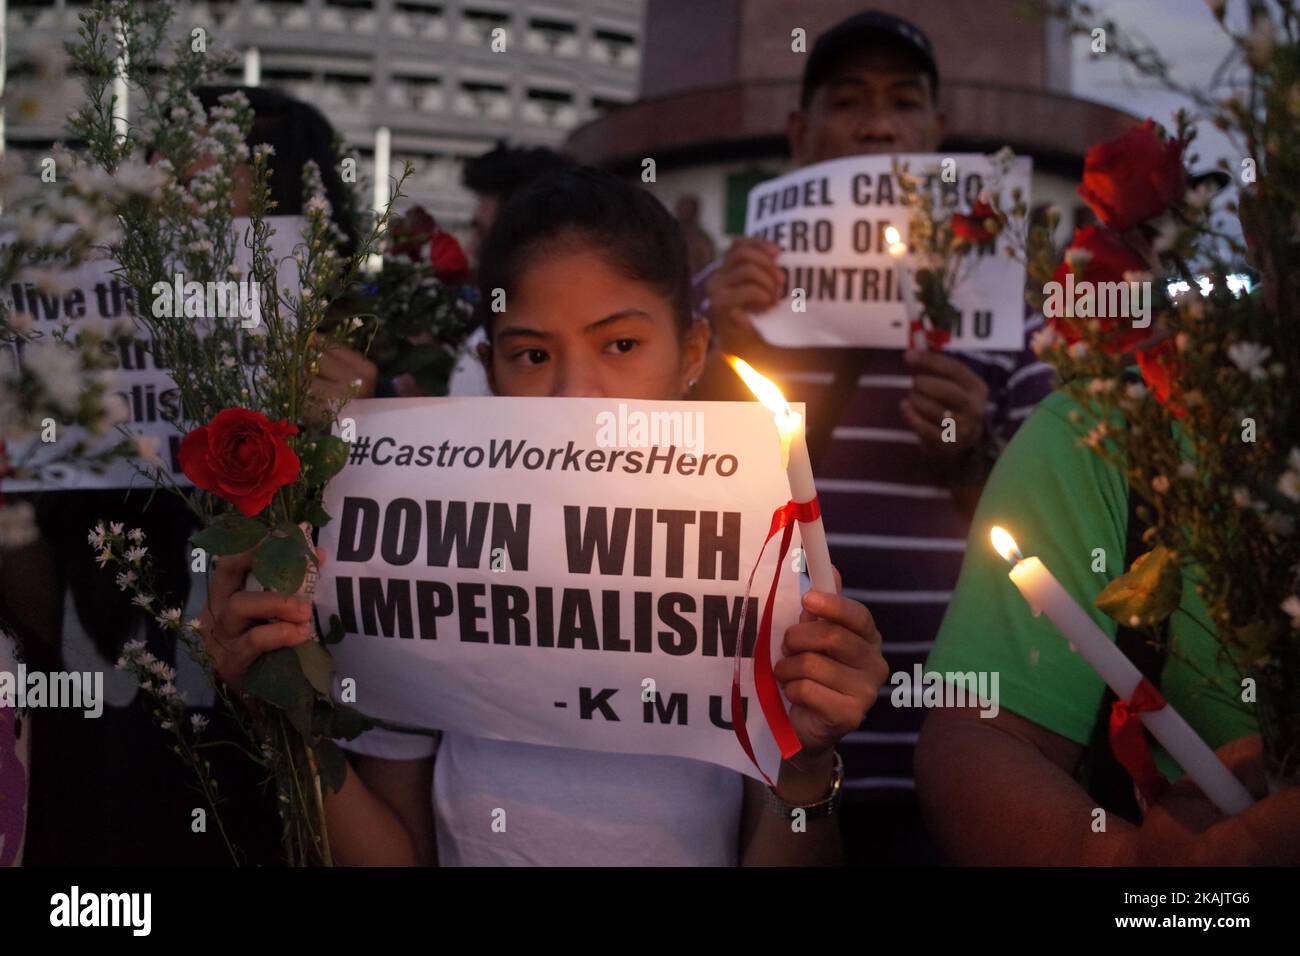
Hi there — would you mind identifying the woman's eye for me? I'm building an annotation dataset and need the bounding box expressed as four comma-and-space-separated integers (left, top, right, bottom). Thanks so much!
511, 348, 549, 366
606, 338, 638, 355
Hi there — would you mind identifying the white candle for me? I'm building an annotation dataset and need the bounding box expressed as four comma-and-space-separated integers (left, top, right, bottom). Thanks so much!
885, 225, 926, 350
243, 47, 262, 87
991, 527, 1254, 816
729, 357, 836, 595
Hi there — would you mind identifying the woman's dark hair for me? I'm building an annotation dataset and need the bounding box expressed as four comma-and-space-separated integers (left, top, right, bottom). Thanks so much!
475, 167, 694, 336
193, 85, 358, 255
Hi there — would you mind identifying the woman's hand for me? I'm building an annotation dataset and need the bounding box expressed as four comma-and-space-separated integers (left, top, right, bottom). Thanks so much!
197, 548, 319, 691
774, 568, 888, 758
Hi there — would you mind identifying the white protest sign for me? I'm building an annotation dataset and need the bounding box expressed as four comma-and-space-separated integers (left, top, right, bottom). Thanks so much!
318, 397, 808, 782
745, 153, 1032, 351
2, 216, 305, 490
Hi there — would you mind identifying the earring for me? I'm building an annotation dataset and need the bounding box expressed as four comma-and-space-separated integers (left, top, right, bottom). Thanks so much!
687, 378, 698, 391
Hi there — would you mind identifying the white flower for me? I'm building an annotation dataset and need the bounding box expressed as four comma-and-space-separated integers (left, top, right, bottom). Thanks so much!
1125, 382, 1148, 401
1068, 341, 1089, 360
1232, 486, 1254, 508
22, 340, 83, 415
1283, 596, 1300, 629
156, 607, 182, 627
191, 714, 210, 733
109, 521, 124, 535
96, 548, 114, 568
133, 434, 163, 466
88, 523, 106, 549
131, 593, 153, 609
1177, 462, 1196, 480
1152, 475, 1171, 494
93, 393, 131, 436
121, 638, 148, 656
1280, 471, 1300, 503
114, 161, 169, 198
115, 570, 137, 590
1064, 247, 1093, 273
128, 527, 145, 543
125, 545, 148, 564
1227, 341, 1272, 381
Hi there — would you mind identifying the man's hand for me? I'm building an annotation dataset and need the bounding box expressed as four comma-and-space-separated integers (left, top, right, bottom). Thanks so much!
306, 345, 379, 425
1126, 735, 1300, 866
704, 237, 783, 354
900, 348, 990, 462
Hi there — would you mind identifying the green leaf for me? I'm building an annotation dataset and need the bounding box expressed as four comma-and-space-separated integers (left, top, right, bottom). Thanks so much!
312, 699, 374, 741
322, 613, 346, 646
1096, 544, 1182, 628
243, 647, 316, 737
298, 435, 350, 488
303, 499, 332, 528
313, 739, 348, 794
192, 514, 267, 556
251, 529, 311, 595
294, 640, 335, 697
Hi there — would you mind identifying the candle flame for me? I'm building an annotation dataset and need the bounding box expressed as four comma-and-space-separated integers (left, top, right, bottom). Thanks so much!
990, 526, 1023, 564
726, 355, 791, 417
885, 225, 907, 257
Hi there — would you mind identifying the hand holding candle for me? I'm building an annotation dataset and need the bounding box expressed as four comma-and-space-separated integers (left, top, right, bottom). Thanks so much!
991, 526, 1255, 816
726, 356, 836, 596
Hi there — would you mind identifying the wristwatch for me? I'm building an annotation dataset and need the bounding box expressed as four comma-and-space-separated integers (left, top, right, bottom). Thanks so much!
764, 750, 844, 819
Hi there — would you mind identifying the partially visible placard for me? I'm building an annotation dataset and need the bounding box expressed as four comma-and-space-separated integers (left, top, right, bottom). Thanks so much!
744, 153, 1031, 351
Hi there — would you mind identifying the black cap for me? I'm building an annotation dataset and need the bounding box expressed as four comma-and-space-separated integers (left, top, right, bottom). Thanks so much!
801, 11, 939, 108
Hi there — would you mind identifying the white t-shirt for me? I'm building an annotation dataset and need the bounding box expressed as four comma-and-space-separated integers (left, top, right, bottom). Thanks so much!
343, 725, 745, 866
446, 327, 492, 397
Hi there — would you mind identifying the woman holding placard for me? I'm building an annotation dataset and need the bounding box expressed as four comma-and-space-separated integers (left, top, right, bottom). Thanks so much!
200, 169, 889, 866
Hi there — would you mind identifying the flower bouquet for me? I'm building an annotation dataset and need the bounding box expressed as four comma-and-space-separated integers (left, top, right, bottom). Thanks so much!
1025, 0, 1300, 790
356, 205, 478, 396
891, 147, 1030, 350
59, 0, 413, 863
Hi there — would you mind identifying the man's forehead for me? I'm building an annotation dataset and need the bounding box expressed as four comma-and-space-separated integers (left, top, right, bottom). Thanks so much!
820, 46, 933, 88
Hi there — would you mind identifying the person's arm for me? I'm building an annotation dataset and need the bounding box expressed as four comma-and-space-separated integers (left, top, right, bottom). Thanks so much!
325, 754, 436, 866
739, 753, 843, 866
200, 548, 434, 866
738, 577, 887, 866
919, 707, 1300, 866
916, 705, 1127, 865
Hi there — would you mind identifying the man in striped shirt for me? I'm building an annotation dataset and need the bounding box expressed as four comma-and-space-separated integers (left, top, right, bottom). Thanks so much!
693, 10, 1055, 863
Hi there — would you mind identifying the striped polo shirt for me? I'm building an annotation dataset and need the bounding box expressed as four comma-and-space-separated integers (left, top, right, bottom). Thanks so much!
693, 305, 1056, 804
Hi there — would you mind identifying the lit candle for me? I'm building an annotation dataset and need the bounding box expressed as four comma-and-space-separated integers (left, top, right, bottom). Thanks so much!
990, 526, 1254, 816
885, 225, 928, 350
727, 356, 836, 595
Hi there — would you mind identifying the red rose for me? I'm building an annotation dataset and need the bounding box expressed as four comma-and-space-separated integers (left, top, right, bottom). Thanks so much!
1136, 338, 1185, 417
951, 200, 999, 245
1078, 119, 1187, 231
389, 205, 470, 285
179, 408, 301, 517
1050, 226, 1153, 354
428, 229, 470, 285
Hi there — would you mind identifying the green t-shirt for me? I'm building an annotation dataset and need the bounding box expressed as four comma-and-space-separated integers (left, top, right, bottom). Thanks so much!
926, 390, 1255, 780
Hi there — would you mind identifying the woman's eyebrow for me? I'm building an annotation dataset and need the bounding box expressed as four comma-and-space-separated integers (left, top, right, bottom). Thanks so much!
494, 325, 550, 341
584, 309, 653, 332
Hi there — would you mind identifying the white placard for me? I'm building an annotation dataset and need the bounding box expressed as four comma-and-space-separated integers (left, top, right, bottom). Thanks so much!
744, 153, 1032, 351
2, 216, 306, 490
318, 397, 807, 782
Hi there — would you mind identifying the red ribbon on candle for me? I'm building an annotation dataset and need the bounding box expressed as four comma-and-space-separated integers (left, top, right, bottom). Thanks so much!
1109, 677, 1170, 809
908, 319, 951, 351
729, 497, 816, 785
